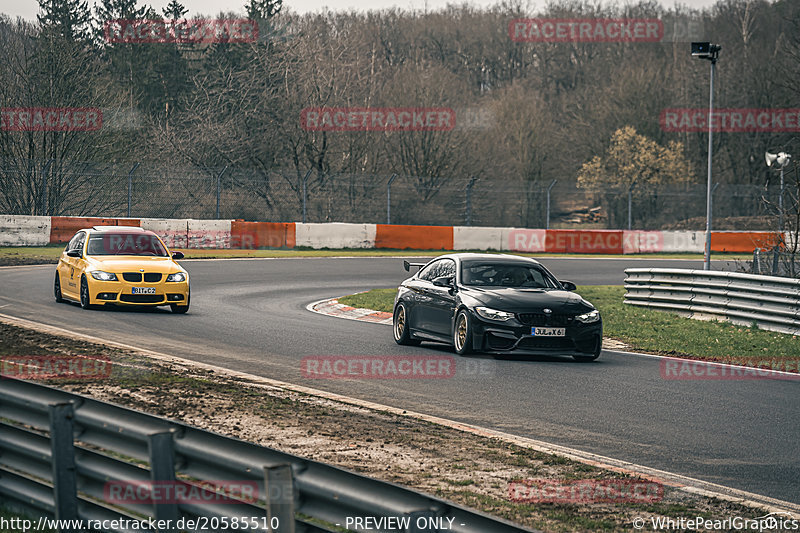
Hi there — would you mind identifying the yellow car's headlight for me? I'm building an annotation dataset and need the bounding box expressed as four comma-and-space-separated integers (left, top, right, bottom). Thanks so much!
166, 272, 187, 282
90, 271, 117, 281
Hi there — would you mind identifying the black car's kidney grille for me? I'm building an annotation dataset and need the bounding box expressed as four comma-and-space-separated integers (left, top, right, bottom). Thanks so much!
517, 313, 573, 327
120, 294, 163, 303
144, 273, 162, 282
122, 272, 142, 282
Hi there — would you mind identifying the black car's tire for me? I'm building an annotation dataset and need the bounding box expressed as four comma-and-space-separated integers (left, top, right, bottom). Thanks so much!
170, 291, 190, 314
54, 273, 64, 303
79, 276, 93, 309
393, 302, 420, 345
453, 309, 474, 355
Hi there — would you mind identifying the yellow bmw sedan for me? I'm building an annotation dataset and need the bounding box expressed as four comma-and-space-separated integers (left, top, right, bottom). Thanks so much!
54, 226, 190, 313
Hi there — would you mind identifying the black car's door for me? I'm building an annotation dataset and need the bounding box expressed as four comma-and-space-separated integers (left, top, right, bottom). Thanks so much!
415, 259, 457, 338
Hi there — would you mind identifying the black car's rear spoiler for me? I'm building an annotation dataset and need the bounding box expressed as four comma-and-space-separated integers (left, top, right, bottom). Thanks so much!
403, 260, 428, 272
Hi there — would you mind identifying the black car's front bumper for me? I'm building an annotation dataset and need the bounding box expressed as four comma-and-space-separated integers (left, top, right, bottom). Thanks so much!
469, 314, 602, 356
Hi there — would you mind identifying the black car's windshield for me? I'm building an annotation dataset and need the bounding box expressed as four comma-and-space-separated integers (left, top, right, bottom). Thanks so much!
461, 262, 560, 289
86, 233, 168, 256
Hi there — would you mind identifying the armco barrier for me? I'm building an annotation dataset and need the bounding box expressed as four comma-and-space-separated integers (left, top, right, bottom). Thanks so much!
0, 215, 51, 246
710, 231, 779, 253
295, 223, 375, 249
660, 231, 705, 253
453, 226, 504, 251
0, 214, 785, 254
375, 224, 453, 250
49, 216, 139, 244
231, 220, 295, 248
0, 377, 534, 533
624, 268, 800, 335
505, 228, 546, 252
187, 219, 231, 248
139, 218, 189, 248
505, 229, 625, 253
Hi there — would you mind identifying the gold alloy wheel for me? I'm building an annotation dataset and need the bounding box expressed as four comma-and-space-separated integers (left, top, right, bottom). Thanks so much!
394, 305, 406, 340
455, 313, 467, 351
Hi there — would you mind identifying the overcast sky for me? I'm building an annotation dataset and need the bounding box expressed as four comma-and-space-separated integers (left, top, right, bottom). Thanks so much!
5, 0, 718, 22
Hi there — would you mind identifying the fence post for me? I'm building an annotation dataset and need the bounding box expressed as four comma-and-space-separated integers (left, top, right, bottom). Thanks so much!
215, 165, 228, 219
127, 163, 140, 218
49, 402, 78, 531
301, 169, 312, 224
546, 180, 557, 230
386, 173, 397, 224
626, 182, 642, 231
465, 177, 477, 226
753, 248, 761, 275
41, 159, 54, 216
148, 431, 180, 525
264, 464, 296, 533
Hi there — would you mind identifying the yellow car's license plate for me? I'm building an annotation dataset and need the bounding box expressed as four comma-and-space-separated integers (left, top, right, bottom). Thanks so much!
132, 287, 156, 294
532, 327, 565, 337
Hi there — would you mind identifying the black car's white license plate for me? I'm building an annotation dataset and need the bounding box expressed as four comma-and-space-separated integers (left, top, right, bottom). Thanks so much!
532, 327, 565, 337
132, 287, 156, 294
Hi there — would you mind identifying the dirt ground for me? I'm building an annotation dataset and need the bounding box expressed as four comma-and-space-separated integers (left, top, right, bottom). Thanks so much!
0, 321, 775, 532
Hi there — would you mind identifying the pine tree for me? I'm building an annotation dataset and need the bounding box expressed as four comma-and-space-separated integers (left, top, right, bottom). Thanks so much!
162, 0, 187, 21
37, 0, 93, 42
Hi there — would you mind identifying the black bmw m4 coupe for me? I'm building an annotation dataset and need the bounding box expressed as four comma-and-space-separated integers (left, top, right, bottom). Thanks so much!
392, 253, 602, 361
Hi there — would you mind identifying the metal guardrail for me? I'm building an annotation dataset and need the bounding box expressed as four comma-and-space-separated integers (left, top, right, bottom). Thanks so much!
0, 378, 534, 533
624, 268, 800, 335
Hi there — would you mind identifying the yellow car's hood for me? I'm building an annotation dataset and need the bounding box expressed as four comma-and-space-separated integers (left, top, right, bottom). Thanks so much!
86, 256, 183, 274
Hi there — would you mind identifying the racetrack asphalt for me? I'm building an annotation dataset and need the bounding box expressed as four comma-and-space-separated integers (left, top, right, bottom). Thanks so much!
1, 256, 797, 505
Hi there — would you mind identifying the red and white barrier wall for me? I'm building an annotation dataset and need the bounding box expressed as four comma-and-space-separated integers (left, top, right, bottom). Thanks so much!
0, 216, 784, 254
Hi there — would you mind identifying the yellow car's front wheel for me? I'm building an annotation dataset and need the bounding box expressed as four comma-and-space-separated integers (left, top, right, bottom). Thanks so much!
54, 273, 64, 303
79, 276, 93, 310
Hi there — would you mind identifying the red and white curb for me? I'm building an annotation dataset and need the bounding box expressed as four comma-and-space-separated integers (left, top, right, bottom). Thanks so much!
307, 297, 393, 325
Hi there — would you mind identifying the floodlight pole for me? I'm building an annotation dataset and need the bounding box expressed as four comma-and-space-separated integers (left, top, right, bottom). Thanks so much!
693, 44, 720, 271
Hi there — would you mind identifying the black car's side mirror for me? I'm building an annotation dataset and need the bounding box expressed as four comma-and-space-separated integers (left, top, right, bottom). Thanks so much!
432, 276, 454, 288
66, 249, 82, 258
560, 280, 577, 291
172, 251, 185, 260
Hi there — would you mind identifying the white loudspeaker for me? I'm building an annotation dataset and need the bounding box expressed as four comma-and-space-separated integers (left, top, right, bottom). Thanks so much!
766, 152, 792, 168
765, 152, 778, 167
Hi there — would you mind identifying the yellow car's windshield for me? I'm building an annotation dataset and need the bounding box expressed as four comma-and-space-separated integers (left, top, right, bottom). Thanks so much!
86, 233, 168, 256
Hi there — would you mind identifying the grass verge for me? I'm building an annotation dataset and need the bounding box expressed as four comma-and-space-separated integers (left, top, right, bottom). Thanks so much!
0, 320, 770, 532
339, 286, 800, 365
0, 245, 748, 266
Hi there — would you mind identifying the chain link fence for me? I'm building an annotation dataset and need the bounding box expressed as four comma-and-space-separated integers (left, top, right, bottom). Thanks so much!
0, 158, 787, 230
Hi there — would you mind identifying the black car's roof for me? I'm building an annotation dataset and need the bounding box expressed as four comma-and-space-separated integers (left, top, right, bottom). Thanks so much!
435, 253, 542, 265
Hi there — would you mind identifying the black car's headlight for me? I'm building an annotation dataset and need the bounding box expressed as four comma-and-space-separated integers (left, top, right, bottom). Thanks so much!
90, 270, 117, 281
575, 309, 600, 324
475, 306, 514, 322
166, 272, 187, 282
